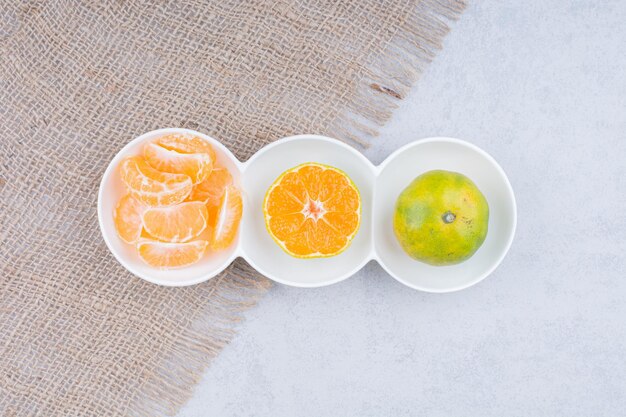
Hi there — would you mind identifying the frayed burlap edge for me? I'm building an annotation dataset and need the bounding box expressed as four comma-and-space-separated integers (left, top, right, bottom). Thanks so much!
330, 0, 467, 147
130, 262, 271, 416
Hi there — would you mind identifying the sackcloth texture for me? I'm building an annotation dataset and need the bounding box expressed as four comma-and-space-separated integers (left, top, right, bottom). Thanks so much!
0, 0, 465, 415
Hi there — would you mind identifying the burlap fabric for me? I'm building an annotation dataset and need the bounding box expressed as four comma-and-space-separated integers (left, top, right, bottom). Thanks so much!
0, 0, 465, 415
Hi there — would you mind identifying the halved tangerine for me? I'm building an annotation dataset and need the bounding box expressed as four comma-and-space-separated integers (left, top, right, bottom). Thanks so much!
263, 163, 360, 258
137, 240, 208, 268
143, 201, 208, 243
113, 194, 146, 243
207, 184, 243, 250
143, 142, 213, 184
120, 156, 192, 207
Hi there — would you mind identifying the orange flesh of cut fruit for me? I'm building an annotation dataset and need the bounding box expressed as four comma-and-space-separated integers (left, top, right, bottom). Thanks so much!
120, 156, 192, 207
263, 163, 360, 258
113, 194, 146, 243
187, 165, 233, 204
208, 185, 243, 250
142, 201, 208, 243
143, 142, 213, 184
137, 240, 208, 268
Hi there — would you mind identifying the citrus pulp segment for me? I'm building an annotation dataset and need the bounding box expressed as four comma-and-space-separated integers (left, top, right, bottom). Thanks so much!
143, 142, 213, 184
120, 156, 192, 207
113, 194, 146, 243
188, 165, 233, 204
142, 201, 208, 243
156, 133, 217, 161
137, 240, 208, 268
208, 185, 243, 250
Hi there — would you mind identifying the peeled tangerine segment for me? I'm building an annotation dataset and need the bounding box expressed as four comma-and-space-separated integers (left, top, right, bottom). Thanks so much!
156, 133, 217, 161
114, 194, 146, 243
144, 142, 213, 184
208, 185, 243, 250
137, 240, 208, 268
264, 163, 361, 258
188, 165, 233, 204
143, 201, 208, 243
120, 156, 192, 207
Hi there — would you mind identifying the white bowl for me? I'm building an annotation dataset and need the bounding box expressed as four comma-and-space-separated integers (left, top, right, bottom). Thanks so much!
373, 138, 517, 292
241, 136, 375, 287
98, 128, 242, 286
98, 131, 516, 291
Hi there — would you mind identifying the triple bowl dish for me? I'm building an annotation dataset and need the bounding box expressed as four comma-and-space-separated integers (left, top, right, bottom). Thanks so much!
98, 128, 517, 292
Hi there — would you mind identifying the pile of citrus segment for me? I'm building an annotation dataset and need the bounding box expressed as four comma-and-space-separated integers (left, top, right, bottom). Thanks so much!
113, 134, 242, 268
263, 162, 361, 258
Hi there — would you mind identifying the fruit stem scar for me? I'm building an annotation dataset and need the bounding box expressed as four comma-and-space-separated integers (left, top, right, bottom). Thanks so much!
442, 211, 456, 224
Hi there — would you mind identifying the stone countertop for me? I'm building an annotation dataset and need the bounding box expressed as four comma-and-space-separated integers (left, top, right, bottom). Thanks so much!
179, 1, 626, 416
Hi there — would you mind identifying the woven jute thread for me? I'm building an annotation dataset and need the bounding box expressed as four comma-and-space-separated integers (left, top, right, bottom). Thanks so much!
0, 0, 465, 415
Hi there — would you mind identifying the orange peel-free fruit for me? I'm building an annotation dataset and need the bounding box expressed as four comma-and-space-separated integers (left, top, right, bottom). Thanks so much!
120, 156, 192, 207
143, 201, 208, 243
156, 133, 216, 160
207, 185, 243, 250
187, 164, 233, 204
113, 194, 146, 243
115, 134, 242, 269
143, 142, 213, 184
137, 240, 208, 268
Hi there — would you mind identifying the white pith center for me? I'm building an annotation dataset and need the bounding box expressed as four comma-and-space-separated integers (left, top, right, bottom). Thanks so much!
301, 198, 326, 221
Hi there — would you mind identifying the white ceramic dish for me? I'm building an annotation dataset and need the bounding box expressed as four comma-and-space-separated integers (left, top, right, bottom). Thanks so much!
98, 129, 516, 292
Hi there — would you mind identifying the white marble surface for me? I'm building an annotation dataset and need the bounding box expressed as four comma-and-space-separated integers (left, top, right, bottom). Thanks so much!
178, 1, 626, 416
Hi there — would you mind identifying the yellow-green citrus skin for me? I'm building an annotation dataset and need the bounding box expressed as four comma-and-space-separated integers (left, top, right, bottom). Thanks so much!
393, 170, 489, 266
